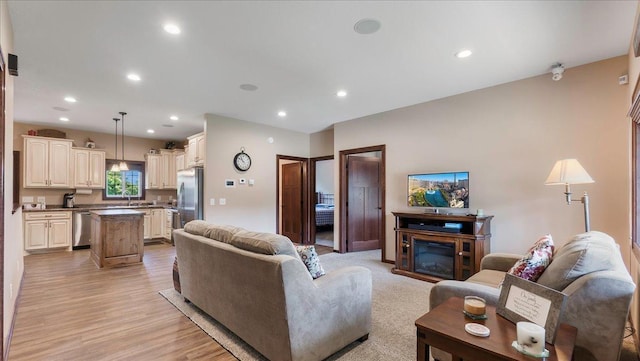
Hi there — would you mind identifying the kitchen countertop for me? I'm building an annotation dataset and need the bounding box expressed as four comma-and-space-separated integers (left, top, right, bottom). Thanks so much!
90, 209, 145, 216
22, 203, 177, 212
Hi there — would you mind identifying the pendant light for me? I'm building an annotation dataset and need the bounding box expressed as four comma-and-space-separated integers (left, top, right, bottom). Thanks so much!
118, 111, 129, 171
110, 118, 121, 172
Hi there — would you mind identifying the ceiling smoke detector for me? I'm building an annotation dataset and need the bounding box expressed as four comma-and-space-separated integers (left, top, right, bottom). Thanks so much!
551, 63, 565, 81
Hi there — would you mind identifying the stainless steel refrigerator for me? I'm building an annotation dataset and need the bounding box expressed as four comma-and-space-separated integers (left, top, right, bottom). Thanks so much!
177, 167, 204, 228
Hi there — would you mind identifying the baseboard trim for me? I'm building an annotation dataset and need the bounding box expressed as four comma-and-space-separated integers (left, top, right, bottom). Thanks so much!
4, 272, 24, 361
382, 259, 394, 265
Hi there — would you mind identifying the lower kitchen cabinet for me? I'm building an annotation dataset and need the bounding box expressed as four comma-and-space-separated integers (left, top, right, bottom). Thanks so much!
137, 208, 165, 240
151, 208, 164, 239
164, 209, 173, 240
24, 211, 72, 251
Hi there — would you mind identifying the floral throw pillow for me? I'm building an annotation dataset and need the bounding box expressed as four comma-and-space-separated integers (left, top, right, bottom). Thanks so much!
507, 234, 554, 282
295, 245, 326, 279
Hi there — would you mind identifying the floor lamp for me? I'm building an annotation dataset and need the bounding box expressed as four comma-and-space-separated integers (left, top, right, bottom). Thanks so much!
545, 159, 595, 232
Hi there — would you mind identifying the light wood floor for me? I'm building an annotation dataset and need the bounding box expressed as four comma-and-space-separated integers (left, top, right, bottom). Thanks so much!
9, 243, 237, 361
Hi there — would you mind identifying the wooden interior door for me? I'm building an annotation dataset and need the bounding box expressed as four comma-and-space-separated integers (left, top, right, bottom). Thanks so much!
282, 162, 303, 243
346, 156, 382, 252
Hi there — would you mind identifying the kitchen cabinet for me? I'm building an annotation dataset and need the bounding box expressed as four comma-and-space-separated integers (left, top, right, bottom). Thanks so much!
151, 208, 164, 239
161, 150, 178, 189
23, 136, 73, 188
164, 209, 173, 240
145, 153, 162, 189
24, 211, 72, 251
135, 208, 164, 240
146, 150, 181, 189
186, 132, 205, 167
176, 152, 186, 171
135, 208, 152, 239
72, 148, 106, 188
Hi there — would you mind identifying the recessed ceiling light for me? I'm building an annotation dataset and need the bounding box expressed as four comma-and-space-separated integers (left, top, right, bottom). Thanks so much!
64, 96, 77, 103
147, 129, 155, 134
337, 90, 347, 97
277, 111, 287, 117
354, 18, 381, 35
455, 49, 473, 58
164, 24, 181, 35
240, 83, 259, 91
127, 73, 141, 81
59, 117, 69, 122
169, 115, 179, 121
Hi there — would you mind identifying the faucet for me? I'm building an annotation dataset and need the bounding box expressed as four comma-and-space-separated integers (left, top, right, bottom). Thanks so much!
123, 190, 132, 206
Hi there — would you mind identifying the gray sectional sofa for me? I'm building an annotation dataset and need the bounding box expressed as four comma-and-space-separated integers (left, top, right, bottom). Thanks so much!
429, 231, 635, 361
173, 221, 372, 361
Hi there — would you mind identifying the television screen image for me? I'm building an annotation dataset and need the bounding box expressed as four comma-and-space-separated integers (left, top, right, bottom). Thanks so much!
408, 172, 469, 208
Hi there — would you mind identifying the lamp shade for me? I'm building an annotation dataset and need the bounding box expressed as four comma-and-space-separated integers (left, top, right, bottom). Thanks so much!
545, 159, 594, 185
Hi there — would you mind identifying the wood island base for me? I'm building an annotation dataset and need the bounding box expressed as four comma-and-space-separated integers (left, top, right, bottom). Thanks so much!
90, 209, 144, 268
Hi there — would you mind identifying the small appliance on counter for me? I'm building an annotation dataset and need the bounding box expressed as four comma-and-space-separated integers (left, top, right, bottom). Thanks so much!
62, 193, 75, 208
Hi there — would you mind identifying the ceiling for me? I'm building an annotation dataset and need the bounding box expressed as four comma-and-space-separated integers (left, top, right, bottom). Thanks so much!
6, 1, 637, 140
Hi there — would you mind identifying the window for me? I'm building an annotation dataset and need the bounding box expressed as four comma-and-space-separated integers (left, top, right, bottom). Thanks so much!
103, 160, 146, 200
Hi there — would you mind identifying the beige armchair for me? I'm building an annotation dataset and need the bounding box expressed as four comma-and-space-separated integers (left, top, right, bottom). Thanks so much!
429, 231, 635, 361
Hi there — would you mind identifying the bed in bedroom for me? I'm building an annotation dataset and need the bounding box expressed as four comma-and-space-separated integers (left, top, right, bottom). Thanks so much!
315, 193, 334, 228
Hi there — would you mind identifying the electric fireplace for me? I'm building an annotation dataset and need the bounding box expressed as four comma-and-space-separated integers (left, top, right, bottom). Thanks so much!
413, 240, 455, 280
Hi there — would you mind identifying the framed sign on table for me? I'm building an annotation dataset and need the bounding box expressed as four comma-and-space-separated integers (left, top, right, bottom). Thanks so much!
496, 273, 567, 344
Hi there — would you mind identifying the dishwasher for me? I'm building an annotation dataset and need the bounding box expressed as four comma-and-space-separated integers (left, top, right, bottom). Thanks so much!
73, 211, 92, 249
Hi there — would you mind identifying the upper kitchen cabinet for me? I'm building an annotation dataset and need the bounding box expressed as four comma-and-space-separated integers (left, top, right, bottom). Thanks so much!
161, 150, 179, 189
72, 148, 106, 189
23, 135, 73, 188
186, 132, 205, 167
175, 151, 186, 172
145, 149, 182, 189
145, 153, 162, 189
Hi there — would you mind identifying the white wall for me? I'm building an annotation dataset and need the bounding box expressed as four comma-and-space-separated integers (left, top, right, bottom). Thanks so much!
1, 0, 23, 352
203, 114, 310, 232
315, 159, 334, 195
334, 56, 630, 263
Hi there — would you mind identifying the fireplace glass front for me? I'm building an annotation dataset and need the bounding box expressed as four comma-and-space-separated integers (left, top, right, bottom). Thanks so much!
413, 240, 455, 279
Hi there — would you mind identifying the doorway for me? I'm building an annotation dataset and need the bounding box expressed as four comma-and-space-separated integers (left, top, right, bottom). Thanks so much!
339, 145, 385, 259
310, 156, 335, 248
0, 48, 6, 359
276, 155, 309, 244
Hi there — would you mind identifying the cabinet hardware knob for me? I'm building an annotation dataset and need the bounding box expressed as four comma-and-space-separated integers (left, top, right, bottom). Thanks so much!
458, 252, 463, 256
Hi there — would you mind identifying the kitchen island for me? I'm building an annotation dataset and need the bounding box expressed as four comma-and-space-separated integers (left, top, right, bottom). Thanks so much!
90, 209, 144, 268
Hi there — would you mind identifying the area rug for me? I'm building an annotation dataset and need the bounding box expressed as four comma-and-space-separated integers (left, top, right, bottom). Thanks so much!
159, 250, 433, 361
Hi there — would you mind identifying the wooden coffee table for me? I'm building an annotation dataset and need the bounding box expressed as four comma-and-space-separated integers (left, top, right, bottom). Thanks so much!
416, 297, 577, 361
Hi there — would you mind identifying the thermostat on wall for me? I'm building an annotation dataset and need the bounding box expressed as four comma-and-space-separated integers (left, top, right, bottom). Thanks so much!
225, 179, 236, 188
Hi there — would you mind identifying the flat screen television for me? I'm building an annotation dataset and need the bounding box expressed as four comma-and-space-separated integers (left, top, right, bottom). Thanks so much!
408, 172, 469, 208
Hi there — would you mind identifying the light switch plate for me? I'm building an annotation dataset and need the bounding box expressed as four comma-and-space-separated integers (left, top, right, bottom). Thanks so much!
22, 196, 34, 203
219, 198, 226, 205
209, 198, 216, 206
249, 179, 255, 186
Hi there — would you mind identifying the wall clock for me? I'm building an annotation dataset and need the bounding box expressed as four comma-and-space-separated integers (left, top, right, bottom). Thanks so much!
233, 148, 251, 171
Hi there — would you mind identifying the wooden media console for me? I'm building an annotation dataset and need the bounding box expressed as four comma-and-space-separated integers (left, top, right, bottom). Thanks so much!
392, 212, 493, 282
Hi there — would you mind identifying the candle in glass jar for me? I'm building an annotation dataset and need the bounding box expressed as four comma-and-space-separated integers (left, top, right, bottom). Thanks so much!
517, 321, 545, 355
463, 296, 486, 316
